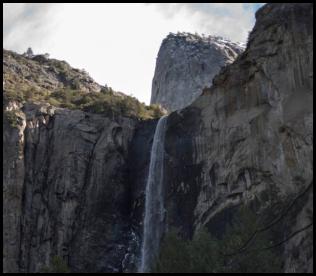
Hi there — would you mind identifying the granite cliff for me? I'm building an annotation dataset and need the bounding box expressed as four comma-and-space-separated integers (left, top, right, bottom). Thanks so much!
159, 3, 313, 272
3, 3, 313, 273
150, 32, 244, 111
3, 50, 162, 273
4, 103, 137, 273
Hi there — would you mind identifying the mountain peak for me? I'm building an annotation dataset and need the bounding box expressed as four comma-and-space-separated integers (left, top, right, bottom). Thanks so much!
150, 32, 244, 111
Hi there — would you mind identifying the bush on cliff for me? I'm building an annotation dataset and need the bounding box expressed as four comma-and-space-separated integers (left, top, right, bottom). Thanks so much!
48, 88, 164, 119
4, 84, 165, 120
41, 255, 70, 273
4, 110, 20, 128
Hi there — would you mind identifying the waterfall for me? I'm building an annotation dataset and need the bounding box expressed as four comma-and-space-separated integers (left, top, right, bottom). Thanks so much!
139, 115, 168, 273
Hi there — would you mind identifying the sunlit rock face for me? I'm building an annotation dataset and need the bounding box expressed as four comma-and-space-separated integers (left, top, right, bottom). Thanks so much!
3, 3, 313, 274
150, 32, 244, 112
162, 3, 313, 273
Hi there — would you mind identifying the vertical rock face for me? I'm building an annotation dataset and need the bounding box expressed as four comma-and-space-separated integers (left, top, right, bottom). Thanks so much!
3, 3, 313, 274
125, 119, 159, 271
150, 32, 244, 111
162, 3, 313, 272
3, 103, 137, 273
2, 47, 163, 273
3, 105, 26, 273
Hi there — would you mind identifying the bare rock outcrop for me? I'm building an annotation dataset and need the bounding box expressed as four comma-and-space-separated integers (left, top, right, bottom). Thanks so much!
150, 32, 244, 111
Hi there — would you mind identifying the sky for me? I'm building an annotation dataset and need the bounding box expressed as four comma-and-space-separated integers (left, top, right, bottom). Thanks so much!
3, 3, 264, 105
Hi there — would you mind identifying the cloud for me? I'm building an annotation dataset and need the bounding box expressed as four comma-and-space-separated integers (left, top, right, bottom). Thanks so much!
3, 3, 60, 53
148, 3, 265, 42
3, 3, 263, 105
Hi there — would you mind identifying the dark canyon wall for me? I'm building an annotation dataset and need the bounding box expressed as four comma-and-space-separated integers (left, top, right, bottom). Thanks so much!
161, 3, 313, 272
3, 3, 313, 273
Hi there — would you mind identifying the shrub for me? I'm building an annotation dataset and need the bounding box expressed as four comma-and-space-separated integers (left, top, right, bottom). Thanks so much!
41, 255, 70, 273
71, 78, 81, 90
152, 228, 222, 273
4, 110, 19, 128
152, 229, 191, 273
220, 207, 282, 273
4, 88, 25, 102
4, 83, 165, 120
47, 97, 61, 107
187, 228, 223, 273
152, 207, 282, 273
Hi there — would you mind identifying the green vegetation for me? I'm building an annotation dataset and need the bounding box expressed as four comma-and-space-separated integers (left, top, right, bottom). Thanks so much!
4, 49, 165, 120
4, 110, 19, 128
41, 256, 70, 273
46, 88, 164, 119
4, 87, 28, 103
152, 207, 282, 273
219, 207, 282, 273
152, 227, 222, 273
4, 85, 164, 120
4, 84, 50, 103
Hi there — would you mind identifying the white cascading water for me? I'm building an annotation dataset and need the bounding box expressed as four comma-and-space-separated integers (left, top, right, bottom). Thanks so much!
139, 115, 168, 273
